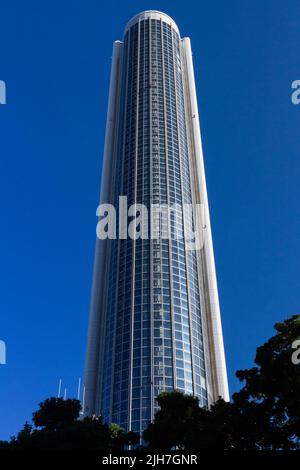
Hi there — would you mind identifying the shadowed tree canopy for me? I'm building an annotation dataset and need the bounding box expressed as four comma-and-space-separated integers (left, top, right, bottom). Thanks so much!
143, 315, 300, 451
32, 397, 81, 430
1, 397, 139, 451
1, 315, 299, 451
143, 391, 202, 450
232, 314, 300, 449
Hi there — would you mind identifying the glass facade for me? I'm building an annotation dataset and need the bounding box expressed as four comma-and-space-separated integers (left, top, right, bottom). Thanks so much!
100, 17, 207, 434
84, 11, 229, 437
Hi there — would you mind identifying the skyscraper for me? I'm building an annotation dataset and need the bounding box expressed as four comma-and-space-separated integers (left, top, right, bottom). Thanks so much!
84, 10, 229, 434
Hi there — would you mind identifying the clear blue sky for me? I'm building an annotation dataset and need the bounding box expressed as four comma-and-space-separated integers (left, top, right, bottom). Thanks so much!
0, 0, 300, 440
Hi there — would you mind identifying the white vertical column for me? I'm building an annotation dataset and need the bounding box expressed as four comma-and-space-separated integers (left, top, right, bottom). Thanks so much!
84, 40, 123, 416
181, 37, 229, 402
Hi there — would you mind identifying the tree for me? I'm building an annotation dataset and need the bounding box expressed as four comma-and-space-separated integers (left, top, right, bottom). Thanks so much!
232, 314, 300, 449
1, 315, 299, 451
110, 423, 140, 448
32, 397, 81, 430
14, 422, 33, 449
143, 315, 300, 451
143, 391, 201, 450
4, 397, 139, 451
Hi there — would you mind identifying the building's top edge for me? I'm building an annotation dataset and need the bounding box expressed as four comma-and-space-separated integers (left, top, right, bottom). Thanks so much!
124, 10, 180, 36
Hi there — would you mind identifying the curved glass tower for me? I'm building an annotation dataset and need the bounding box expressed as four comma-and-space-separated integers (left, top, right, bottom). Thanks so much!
84, 11, 229, 434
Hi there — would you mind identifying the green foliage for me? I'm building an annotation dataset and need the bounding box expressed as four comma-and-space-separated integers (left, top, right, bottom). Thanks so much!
143, 391, 202, 450
232, 314, 300, 449
1, 315, 299, 451
143, 315, 300, 450
20, 416, 112, 451
3, 397, 138, 450
110, 423, 140, 448
32, 397, 81, 430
